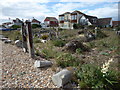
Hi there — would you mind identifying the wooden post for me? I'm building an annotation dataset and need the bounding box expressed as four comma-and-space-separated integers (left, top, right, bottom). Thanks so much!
21, 22, 27, 52
26, 21, 35, 58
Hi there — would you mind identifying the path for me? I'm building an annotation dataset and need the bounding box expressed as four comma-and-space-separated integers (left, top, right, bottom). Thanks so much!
1, 40, 56, 88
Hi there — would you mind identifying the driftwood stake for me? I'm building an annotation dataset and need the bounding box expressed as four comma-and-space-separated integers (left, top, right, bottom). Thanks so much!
26, 21, 35, 58
21, 22, 27, 52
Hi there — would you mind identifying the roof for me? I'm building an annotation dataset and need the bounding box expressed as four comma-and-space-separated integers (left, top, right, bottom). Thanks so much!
13, 18, 23, 23
2, 22, 12, 25
44, 17, 58, 21
84, 15, 98, 24
72, 10, 85, 15
112, 21, 120, 26
97, 18, 112, 26
32, 19, 41, 23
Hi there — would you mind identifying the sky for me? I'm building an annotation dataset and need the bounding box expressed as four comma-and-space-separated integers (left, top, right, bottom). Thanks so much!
0, 0, 119, 24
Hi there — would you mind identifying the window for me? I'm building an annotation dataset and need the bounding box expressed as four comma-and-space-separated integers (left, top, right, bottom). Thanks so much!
60, 16, 64, 21
71, 15, 77, 20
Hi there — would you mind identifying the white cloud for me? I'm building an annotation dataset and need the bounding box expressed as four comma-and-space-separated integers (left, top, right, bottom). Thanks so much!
0, 1, 119, 24
85, 4, 118, 20
59, 0, 119, 2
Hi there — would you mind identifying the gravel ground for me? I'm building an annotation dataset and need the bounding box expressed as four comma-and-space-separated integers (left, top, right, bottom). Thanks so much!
1, 40, 57, 88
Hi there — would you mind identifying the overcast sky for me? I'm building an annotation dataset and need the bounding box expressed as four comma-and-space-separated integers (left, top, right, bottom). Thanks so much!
0, 0, 119, 24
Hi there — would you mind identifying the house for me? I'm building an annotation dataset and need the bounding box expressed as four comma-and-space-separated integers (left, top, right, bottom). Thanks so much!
112, 21, 120, 27
13, 18, 23, 26
44, 17, 58, 28
97, 18, 112, 27
59, 10, 98, 29
2, 22, 13, 28
31, 18, 41, 25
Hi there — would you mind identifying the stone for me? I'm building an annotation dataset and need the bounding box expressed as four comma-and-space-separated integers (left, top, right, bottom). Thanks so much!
0, 38, 8, 41
52, 69, 72, 87
15, 40, 23, 48
40, 39, 47, 43
34, 60, 52, 68
4, 40, 12, 43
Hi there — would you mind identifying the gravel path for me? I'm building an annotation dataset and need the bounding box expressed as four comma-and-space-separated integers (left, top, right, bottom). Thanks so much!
1, 40, 57, 88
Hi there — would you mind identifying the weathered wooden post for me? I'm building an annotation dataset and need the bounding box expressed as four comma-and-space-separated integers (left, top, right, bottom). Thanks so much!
26, 20, 35, 58
21, 22, 27, 52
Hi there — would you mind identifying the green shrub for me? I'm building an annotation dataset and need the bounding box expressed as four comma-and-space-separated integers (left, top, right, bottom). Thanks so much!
96, 30, 107, 39
73, 24, 84, 29
11, 25, 21, 29
76, 48, 83, 54
88, 42, 96, 48
41, 48, 57, 59
34, 38, 41, 43
41, 35, 49, 40
75, 64, 120, 89
52, 39, 66, 47
56, 53, 79, 68
88, 25, 95, 29
32, 24, 41, 29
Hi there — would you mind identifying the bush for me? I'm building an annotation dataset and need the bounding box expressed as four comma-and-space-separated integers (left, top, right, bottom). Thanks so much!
75, 64, 120, 89
52, 39, 66, 47
41, 48, 57, 59
34, 38, 41, 43
88, 25, 95, 29
32, 24, 41, 29
41, 35, 49, 40
56, 53, 79, 68
96, 30, 107, 39
73, 24, 84, 29
76, 48, 83, 54
11, 25, 21, 29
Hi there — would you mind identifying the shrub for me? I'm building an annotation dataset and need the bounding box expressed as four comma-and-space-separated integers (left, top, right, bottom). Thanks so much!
73, 24, 84, 29
75, 64, 120, 89
41, 48, 57, 59
34, 38, 41, 43
52, 39, 66, 47
73, 24, 79, 29
32, 24, 41, 29
41, 35, 49, 40
88, 25, 95, 29
76, 48, 83, 54
96, 30, 107, 39
56, 53, 79, 68
11, 25, 21, 29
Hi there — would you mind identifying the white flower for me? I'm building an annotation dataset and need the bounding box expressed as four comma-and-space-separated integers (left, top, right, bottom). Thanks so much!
101, 58, 114, 74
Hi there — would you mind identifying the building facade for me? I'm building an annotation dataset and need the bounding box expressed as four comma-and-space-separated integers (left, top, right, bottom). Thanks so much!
44, 17, 58, 28
59, 10, 98, 29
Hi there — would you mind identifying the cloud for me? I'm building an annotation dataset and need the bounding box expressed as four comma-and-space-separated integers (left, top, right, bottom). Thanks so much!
85, 3, 118, 20
0, 1, 119, 24
59, 0, 119, 2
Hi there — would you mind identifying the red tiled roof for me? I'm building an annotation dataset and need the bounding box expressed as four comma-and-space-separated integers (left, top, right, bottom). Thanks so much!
44, 17, 58, 21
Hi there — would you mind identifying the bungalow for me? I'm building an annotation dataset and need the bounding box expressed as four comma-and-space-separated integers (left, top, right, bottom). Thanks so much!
13, 18, 23, 26
112, 21, 120, 27
59, 10, 98, 29
97, 18, 112, 27
2, 22, 13, 28
44, 17, 58, 28
31, 18, 41, 25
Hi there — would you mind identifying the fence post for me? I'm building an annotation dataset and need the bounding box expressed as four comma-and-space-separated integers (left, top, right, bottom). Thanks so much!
26, 21, 35, 58
21, 22, 27, 52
